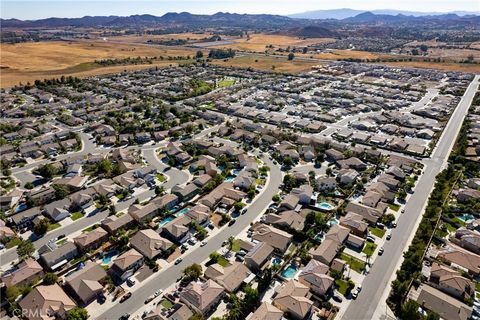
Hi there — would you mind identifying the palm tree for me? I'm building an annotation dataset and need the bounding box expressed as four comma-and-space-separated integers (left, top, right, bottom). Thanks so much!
227, 236, 235, 252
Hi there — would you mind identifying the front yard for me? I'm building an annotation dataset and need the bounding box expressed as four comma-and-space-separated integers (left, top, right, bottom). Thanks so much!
340, 253, 366, 273
362, 242, 377, 256
368, 226, 386, 238
70, 211, 84, 221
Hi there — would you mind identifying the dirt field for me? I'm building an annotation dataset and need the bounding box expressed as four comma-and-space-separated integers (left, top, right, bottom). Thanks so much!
0, 60, 188, 88
210, 33, 335, 51
210, 54, 320, 73
0, 40, 196, 72
385, 61, 480, 73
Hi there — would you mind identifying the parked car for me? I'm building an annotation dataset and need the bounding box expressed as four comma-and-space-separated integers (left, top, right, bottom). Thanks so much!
366, 235, 376, 243
228, 219, 236, 226
175, 258, 183, 265
154, 289, 163, 297
207, 223, 215, 230
378, 247, 384, 255
120, 292, 132, 303
200, 241, 207, 247
119, 313, 130, 320
126, 277, 136, 286
188, 238, 197, 245
386, 231, 392, 240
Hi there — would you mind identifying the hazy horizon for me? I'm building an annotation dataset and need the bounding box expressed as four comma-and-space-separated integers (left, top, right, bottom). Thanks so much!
2, 0, 479, 20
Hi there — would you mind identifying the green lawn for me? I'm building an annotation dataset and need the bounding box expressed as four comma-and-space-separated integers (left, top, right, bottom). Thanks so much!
388, 203, 400, 212
476, 282, 480, 292
340, 253, 366, 273
445, 222, 456, 232
70, 211, 84, 221
47, 223, 61, 231
5, 237, 22, 249
335, 279, 349, 296
160, 299, 173, 309
452, 217, 466, 226
217, 79, 235, 88
156, 173, 165, 182
368, 226, 386, 238
116, 193, 125, 200
362, 242, 377, 256
82, 225, 97, 233
218, 256, 230, 267
231, 239, 241, 252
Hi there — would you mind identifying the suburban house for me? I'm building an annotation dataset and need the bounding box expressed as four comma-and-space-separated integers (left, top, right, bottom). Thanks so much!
204, 261, 252, 293
73, 228, 108, 253
429, 263, 475, 300
9, 207, 42, 229
101, 214, 135, 235
252, 224, 293, 252
43, 199, 72, 222
64, 261, 107, 305
345, 202, 384, 225
340, 212, 368, 237
244, 242, 275, 273
18, 284, 76, 320
152, 194, 179, 211
309, 239, 341, 266
161, 215, 193, 244
298, 259, 334, 298
172, 183, 200, 202
247, 302, 283, 320
179, 279, 225, 315
39, 241, 78, 271
109, 248, 144, 283
0, 258, 44, 288
273, 279, 313, 320
130, 229, 173, 259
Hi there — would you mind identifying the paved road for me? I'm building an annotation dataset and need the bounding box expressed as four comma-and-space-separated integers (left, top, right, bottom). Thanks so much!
96, 153, 283, 320
342, 74, 479, 320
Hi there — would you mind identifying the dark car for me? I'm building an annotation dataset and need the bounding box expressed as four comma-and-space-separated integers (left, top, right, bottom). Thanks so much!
120, 292, 132, 303
228, 219, 236, 226
119, 314, 130, 320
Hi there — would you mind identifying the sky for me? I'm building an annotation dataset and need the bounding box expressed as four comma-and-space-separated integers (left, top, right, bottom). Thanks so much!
1, 0, 479, 20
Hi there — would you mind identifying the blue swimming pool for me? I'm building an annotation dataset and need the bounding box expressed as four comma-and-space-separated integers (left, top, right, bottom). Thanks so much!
175, 207, 189, 217
316, 202, 335, 211
232, 169, 241, 176
102, 250, 119, 264
159, 216, 174, 226
328, 218, 339, 226
225, 176, 235, 182
281, 265, 298, 279
458, 214, 475, 222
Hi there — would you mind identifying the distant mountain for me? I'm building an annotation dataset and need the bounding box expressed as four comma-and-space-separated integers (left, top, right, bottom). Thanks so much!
0, 12, 299, 29
289, 8, 480, 19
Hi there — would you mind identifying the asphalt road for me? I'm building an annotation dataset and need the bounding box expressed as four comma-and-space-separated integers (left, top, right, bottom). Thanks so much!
96, 153, 283, 320
342, 74, 479, 320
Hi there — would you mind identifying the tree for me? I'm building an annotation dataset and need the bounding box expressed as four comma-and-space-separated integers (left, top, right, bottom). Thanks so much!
34, 218, 50, 236
66, 307, 89, 320
53, 184, 69, 199
17, 239, 35, 260
183, 263, 202, 280
209, 251, 221, 262
330, 269, 343, 281
43, 272, 58, 285
24, 182, 34, 189
227, 236, 235, 252
96, 159, 113, 175
411, 48, 419, 56
287, 53, 295, 60
234, 201, 245, 211
37, 163, 56, 180
272, 194, 280, 202
381, 213, 396, 225
401, 300, 422, 320
190, 314, 204, 320
6, 285, 20, 302
195, 51, 204, 59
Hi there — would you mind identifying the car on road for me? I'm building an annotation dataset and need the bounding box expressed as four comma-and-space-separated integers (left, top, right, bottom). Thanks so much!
378, 247, 384, 255
175, 258, 183, 265
222, 240, 228, 246
126, 277, 136, 286
386, 231, 392, 240
351, 289, 359, 299
120, 292, 132, 303
200, 241, 207, 247
401, 209, 405, 213
144, 296, 154, 304
240, 208, 247, 215
228, 219, 236, 226
154, 289, 163, 297
390, 222, 397, 228
119, 313, 130, 320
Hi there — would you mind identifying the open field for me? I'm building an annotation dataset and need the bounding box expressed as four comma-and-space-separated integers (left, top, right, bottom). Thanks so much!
0, 60, 189, 88
210, 54, 320, 73
0, 40, 192, 71
385, 60, 480, 73
210, 33, 335, 51
107, 32, 218, 43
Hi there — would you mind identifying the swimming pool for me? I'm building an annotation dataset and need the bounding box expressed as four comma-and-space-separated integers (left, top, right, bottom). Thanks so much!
175, 207, 190, 217
316, 202, 335, 211
225, 176, 235, 182
271, 257, 282, 266
232, 169, 241, 176
328, 218, 339, 226
281, 264, 298, 279
458, 214, 475, 222
159, 216, 174, 226
102, 250, 119, 264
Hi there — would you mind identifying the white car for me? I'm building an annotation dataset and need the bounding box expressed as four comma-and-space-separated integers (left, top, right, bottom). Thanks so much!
200, 241, 207, 247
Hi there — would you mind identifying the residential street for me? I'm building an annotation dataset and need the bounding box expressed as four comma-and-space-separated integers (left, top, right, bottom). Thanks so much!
96, 153, 283, 320
342, 74, 480, 320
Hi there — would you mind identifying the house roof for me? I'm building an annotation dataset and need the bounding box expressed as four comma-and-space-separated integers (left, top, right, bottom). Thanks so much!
245, 242, 274, 267
309, 239, 341, 265
73, 228, 107, 248
204, 261, 251, 292
180, 279, 224, 312
412, 284, 472, 320
130, 229, 173, 259
19, 283, 76, 320
112, 248, 144, 271
252, 224, 293, 251
1, 258, 43, 287
274, 279, 312, 319
65, 261, 106, 304
247, 302, 283, 320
